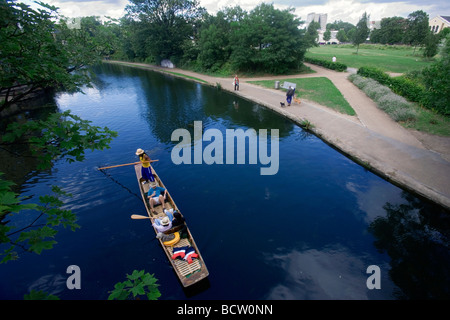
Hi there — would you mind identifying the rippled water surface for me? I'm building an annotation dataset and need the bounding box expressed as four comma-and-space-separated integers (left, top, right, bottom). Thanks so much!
1, 63, 449, 300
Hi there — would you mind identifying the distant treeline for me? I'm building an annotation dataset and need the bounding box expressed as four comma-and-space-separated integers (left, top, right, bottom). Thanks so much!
113, 1, 315, 74
1, 0, 448, 115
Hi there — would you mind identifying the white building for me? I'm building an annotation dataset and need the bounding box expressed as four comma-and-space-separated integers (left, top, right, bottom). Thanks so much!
368, 20, 381, 31
429, 15, 450, 34
306, 13, 327, 31
318, 30, 340, 44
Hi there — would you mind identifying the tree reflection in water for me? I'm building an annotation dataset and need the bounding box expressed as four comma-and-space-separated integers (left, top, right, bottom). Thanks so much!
368, 192, 450, 299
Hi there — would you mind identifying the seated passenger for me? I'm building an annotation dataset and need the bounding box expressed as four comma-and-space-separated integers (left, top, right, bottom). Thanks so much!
152, 216, 172, 233
147, 184, 167, 213
172, 211, 185, 227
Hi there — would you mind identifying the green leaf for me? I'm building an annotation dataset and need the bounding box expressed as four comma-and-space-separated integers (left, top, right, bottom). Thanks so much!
30, 239, 57, 254
0, 176, 16, 191
108, 282, 128, 300
130, 283, 146, 297
18, 226, 58, 254
0, 247, 18, 264
24, 290, 60, 300
2, 111, 117, 171
128, 269, 145, 281
147, 289, 162, 300
122, 279, 132, 288
0, 191, 20, 206
141, 272, 158, 286
109, 270, 161, 300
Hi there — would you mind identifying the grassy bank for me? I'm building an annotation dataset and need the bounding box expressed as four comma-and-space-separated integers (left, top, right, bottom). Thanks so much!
402, 107, 450, 136
248, 77, 355, 116
348, 74, 450, 136
305, 44, 435, 73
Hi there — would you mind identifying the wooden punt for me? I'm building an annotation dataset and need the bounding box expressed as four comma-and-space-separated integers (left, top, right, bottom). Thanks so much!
134, 163, 209, 287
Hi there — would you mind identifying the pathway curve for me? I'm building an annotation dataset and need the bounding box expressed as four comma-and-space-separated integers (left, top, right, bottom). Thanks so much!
107, 60, 450, 210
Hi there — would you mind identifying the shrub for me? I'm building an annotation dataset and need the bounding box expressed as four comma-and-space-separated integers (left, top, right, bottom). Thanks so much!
365, 85, 392, 101
357, 66, 391, 84
300, 119, 314, 130
348, 74, 417, 122
382, 94, 417, 122
349, 74, 371, 89
376, 94, 394, 112
356, 66, 428, 111
304, 57, 348, 72
390, 76, 426, 105
391, 105, 418, 122
420, 35, 450, 116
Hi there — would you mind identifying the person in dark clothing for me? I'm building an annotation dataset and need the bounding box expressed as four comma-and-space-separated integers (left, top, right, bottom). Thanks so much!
172, 211, 185, 227
286, 86, 295, 106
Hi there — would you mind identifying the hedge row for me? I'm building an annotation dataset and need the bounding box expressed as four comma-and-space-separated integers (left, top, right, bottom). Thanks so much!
349, 74, 417, 122
304, 57, 348, 72
356, 66, 428, 109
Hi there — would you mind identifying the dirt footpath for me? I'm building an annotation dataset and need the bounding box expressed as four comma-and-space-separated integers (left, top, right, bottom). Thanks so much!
107, 60, 450, 210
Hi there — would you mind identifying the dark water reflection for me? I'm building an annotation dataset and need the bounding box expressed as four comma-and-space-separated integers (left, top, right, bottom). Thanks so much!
369, 193, 450, 299
0, 63, 448, 300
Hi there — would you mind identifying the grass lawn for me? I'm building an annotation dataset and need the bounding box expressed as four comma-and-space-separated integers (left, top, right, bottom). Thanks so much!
403, 107, 450, 136
305, 44, 435, 74
248, 77, 356, 116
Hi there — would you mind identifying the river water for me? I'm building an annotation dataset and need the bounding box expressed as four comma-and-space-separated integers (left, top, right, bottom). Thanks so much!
1, 63, 449, 300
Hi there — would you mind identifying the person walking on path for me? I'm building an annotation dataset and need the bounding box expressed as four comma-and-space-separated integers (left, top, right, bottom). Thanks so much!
233, 75, 239, 91
286, 86, 295, 106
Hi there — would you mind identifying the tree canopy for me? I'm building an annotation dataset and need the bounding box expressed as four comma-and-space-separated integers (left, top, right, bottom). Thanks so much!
326, 20, 355, 33
405, 10, 429, 52
115, 3, 309, 74
1, 111, 117, 263
0, 1, 118, 263
368, 10, 445, 58
0, 1, 116, 114
124, 0, 206, 64
370, 16, 408, 45
420, 34, 450, 115
353, 12, 370, 53
304, 21, 321, 49
228, 4, 305, 73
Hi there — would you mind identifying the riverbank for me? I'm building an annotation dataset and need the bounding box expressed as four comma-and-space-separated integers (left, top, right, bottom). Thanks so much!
104, 60, 450, 211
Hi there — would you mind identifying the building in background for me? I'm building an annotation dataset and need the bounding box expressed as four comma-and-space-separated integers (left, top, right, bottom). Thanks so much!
368, 20, 381, 31
306, 13, 330, 44
429, 15, 450, 33
307, 13, 381, 44
306, 13, 327, 30
318, 30, 340, 44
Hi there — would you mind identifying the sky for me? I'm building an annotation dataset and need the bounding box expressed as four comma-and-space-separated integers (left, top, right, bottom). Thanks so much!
21, 0, 449, 25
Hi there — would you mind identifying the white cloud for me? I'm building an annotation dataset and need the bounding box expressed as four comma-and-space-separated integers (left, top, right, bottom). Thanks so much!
21, 0, 448, 24
22, 0, 127, 19
199, 0, 258, 13
264, 245, 395, 299
290, 0, 436, 25
200, 0, 445, 25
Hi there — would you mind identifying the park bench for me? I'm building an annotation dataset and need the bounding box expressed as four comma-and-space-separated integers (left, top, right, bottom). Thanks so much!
278, 81, 300, 105
281, 81, 296, 90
